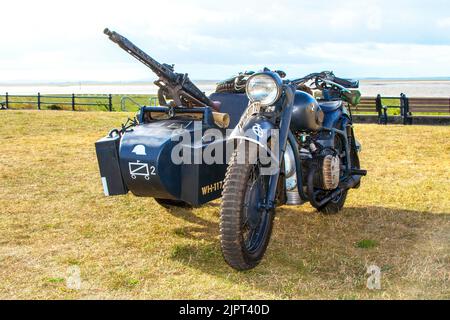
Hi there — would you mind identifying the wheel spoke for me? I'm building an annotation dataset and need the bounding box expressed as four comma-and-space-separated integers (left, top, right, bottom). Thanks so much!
245, 228, 257, 248
241, 162, 272, 253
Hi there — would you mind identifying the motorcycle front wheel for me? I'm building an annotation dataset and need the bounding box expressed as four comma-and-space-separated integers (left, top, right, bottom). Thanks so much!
220, 148, 274, 271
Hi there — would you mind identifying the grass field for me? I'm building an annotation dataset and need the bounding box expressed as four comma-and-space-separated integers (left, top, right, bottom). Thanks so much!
0, 110, 449, 300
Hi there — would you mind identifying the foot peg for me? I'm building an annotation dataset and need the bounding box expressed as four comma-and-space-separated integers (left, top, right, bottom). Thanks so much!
350, 169, 367, 176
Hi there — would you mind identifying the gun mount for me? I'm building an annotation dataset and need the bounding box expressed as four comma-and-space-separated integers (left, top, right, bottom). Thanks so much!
104, 28, 220, 111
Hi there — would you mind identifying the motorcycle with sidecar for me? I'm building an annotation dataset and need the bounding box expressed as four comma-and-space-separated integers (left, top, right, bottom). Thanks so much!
96, 29, 367, 270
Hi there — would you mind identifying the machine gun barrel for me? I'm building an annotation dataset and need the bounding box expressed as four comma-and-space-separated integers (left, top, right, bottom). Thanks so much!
104, 28, 216, 109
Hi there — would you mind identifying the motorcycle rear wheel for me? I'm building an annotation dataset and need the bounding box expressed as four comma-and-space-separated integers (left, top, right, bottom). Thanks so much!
220, 149, 274, 271
318, 190, 348, 214
318, 133, 359, 215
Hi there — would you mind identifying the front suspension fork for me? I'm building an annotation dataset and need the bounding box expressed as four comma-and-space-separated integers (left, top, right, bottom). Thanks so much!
263, 85, 295, 210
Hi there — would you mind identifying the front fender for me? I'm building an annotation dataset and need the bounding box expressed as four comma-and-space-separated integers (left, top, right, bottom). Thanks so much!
228, 115, 279, 165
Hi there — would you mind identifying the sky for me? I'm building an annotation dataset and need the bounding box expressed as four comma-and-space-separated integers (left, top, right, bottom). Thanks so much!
1, 0, 450, 82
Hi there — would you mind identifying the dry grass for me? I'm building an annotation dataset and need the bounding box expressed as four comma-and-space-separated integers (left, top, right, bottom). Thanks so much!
0, 110, 449, 300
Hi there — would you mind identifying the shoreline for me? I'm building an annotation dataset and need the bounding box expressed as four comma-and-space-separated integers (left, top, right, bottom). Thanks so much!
2, 80, 450, 97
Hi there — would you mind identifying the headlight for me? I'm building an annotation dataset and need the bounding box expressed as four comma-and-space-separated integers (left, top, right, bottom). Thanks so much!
246, 72, 282, 106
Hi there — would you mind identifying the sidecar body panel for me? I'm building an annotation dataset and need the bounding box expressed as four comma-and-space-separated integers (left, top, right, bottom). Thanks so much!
118, 121, 183, 200
117, 120, 228, 206
95, 134, 128, 196
95, 93, 251, 205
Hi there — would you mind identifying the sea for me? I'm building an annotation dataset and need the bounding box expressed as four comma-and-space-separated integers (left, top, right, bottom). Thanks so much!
1, 80, 450, 97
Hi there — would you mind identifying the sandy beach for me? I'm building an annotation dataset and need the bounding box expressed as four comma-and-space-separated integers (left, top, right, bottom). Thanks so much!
1, 80, 450, 97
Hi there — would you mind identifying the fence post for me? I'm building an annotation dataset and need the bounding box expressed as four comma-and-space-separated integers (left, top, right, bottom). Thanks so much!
72, 94, 75, 111
406, 95, 412, 125
108, 94, 113, 112
400, 93, 410, 125
37, 92, 41, 110
400, 93, 405, 125
5, 92, 8, 109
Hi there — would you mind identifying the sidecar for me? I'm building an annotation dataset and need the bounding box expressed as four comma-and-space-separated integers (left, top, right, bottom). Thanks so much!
95, 93, 249, 206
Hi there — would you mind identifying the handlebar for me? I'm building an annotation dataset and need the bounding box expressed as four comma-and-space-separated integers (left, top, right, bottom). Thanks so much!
292, 71, 359, 89
333, 77, 359, 89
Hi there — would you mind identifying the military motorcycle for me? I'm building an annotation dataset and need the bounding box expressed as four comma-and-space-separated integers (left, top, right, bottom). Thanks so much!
218, 70, 366, 270
95, 29, 366, 271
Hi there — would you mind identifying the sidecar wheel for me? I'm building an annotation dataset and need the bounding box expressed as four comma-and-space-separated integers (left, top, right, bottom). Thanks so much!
155, 198, 192, 208
220, 150, 275, 271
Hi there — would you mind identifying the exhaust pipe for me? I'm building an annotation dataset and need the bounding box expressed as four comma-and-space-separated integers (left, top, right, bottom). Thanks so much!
339, 175, 362, 190
307, 170, 363, 209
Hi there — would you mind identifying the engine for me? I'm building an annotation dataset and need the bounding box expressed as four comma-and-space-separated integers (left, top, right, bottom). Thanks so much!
284, 142, 341, 206
314, 151, 341, 190
290, 91, 324, 132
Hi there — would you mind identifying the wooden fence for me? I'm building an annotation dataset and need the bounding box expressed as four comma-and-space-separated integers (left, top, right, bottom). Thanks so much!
0, 93, 113, 111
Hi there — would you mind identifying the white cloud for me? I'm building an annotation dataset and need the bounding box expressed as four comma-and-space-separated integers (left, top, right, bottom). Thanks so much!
0, 0, 449, 81
437, 17, 450, 28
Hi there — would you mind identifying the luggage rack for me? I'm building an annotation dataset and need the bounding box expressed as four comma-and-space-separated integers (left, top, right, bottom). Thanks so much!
120, 96, 143, 112
139, 105, 216, 127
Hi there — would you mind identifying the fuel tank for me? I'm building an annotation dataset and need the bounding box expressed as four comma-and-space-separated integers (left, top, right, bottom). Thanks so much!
290, 91, 324, 132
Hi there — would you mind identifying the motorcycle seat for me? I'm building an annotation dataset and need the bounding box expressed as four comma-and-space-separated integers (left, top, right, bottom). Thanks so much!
318, 100, 343, 113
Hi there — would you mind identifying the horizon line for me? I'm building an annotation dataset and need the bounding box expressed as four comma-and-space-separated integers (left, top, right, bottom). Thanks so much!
1, 77, 450, 86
